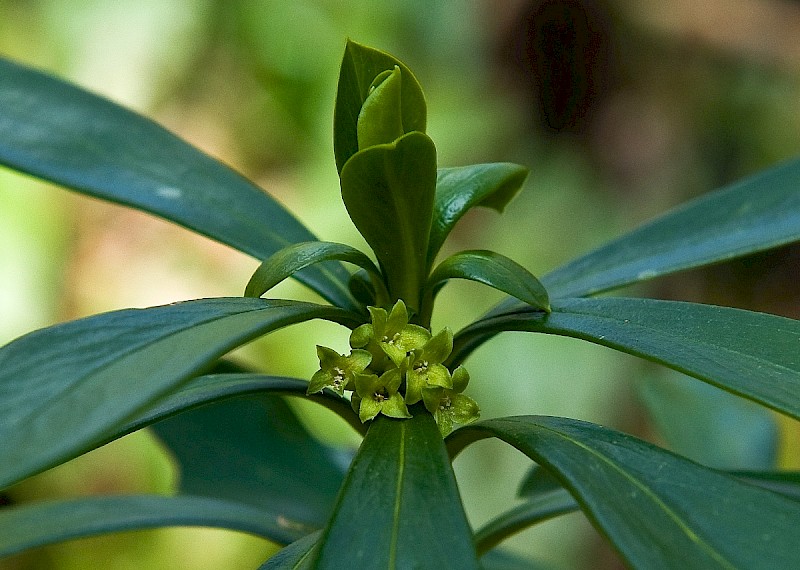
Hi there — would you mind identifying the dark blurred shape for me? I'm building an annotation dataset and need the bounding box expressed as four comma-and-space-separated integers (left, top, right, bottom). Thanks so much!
496, 0, 615, 134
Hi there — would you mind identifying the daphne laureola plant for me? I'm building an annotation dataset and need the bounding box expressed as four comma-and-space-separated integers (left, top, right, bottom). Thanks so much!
1, 39, 800, 569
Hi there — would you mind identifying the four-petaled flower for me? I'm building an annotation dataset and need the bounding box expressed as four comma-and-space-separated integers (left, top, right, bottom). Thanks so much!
307, 346, 372, 396
404, 327, 454, 405
350, 300, 430, 369
422, 366, 480, 436
352, 368, 412, 422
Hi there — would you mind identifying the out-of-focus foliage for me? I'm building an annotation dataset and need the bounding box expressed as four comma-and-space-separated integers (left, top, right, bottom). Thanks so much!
1, 1, 799, 569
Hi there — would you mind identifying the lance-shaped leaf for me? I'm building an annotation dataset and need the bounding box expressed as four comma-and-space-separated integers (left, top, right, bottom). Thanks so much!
451, 297, 800, 420
245, 240, 386, 305
473, 489, 578, 555
309, 413, 478, 569
340, 132, 437, 310
0, 298, 360, 489
447, 416, 800, 569
66, 373, 363, 473
0, 494, 293, 559
0, 57, 355, 310
425, 250, 550, 312
491, 158, 800, 316
428, 163, 529, 265
117, 373, 365, 440
152, 393, 351, 536
730, 471, 800, 500
334, 39, 426, 173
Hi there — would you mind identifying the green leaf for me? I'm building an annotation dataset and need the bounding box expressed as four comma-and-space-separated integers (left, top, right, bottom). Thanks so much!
310, 413, 478, 569
152, 393, 350, 534
340, 132, 437, 310
452, 298, 800, 420
245, 241, 386, 305
473, 489, 578, 555
731, 471, 800, 500
0, 298, 360, 489
259, 532, 321, 569
538, 158, 800, 302
0, 494, 292, 559
119, 373, 365, 440
425, 250, 550, 313
447, 416, 800, 569
428, 163, 528, 265
334, 39, 426, 173
0, 57, 355, 309
356, 66, 404, 149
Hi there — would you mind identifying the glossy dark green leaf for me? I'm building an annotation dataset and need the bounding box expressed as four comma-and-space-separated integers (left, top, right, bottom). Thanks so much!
448, 416, 800, 569
121, 373, 365, 440
0, 298, 360, 489
428, 163, 528, 265
474, 489, 578, 555
245, 241, 385, 305
451, 298, 800, 421
340, 132, 437, 310
731, 471, 800, 500
310, 413, 478, 569
426, 250, 550, 312
0, 57, 355, 309
259, 532, 320, 569
0, 494, 291, 559
541, 157, 800, 301
333, 40, 426, 173
152, 393, 352, 535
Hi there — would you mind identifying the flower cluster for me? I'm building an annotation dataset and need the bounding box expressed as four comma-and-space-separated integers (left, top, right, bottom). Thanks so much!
307, 300, 479, 435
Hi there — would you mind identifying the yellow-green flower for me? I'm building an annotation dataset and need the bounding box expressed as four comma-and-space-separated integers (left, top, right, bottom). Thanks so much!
307, 346, 372, 396
350, 300, 430, 369
404, 327, 454, 405
354, 368, 412, 422
422, 366, 479, 436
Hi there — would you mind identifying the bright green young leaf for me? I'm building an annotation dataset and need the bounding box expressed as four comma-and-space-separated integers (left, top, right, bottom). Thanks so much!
451, 298, 800, 420
428, 163, 529, 265
447, 416, 800, 569
333, 39, 426, 173
357, 66, 404, 149
0, 494, 292, 559
340, 131, 437, 310
425, 250, 550, 313
152, 394, 351, 535
492, 157, 800, 314
0, 298, 361, 489
473, 489, 578, 555
259, 532, 321, 569
245, 241, 386, 305
309, 413, 478, 569
0, 57, 355, 310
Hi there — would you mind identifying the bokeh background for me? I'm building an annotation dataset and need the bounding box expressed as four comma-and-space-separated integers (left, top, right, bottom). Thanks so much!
1, 1, 799, 568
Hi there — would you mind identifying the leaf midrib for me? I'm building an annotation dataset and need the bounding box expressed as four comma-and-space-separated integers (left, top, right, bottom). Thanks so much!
504, 418, 737, 569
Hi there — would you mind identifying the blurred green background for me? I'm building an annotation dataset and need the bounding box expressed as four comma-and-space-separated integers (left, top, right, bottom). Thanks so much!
1, 1, 799, 568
